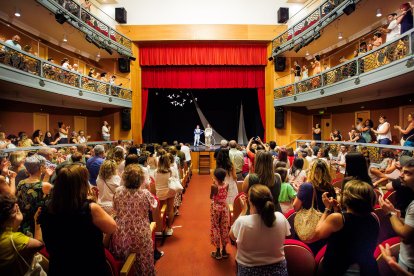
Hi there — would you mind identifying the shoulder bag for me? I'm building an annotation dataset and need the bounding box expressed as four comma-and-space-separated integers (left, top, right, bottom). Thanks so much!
294, 187, 322, 241
10, 236, 47, 276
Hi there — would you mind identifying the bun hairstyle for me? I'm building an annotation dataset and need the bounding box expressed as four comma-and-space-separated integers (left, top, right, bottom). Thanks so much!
249, 184, 276, 227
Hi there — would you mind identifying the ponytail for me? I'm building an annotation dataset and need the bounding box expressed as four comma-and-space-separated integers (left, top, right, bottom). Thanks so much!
249, 184, 277, 228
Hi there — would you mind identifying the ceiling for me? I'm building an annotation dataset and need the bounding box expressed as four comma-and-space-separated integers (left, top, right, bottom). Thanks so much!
282, 0, 399, 58
0, 1, 120, 60
286, 72, 414, 109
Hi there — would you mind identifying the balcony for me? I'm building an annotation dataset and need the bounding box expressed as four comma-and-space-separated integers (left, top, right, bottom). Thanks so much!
274, 29, 414, 109
35, 0, 133, 58
0, 40, 132, 109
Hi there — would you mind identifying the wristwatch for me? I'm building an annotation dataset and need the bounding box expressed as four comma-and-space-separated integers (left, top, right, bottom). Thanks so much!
386, 211, 397, 218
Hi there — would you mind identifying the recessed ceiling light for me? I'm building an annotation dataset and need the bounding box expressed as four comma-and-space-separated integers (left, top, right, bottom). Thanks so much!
14, 8, 21, 17
338, 32, 343, 40
63, 34, 68, 42
376, 8, 382, 17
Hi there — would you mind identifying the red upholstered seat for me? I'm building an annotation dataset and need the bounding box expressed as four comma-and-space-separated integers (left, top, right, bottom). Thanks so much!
373, 208, 397, 244
285, 210, 298, 240
105, 249, 123, 276
384, 190, 397, 206
315, 245, 327, 275
284, 239, 316, 276
374, 237, 401, 276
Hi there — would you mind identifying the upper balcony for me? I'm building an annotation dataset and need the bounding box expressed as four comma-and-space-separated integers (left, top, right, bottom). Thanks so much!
0, 39, 132, 110
273, 29, 414, 109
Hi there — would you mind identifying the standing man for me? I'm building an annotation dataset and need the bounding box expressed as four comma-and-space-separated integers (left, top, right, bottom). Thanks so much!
3, 35, 21, 51
335, 145, 348, 175
205, 124, 213, 147
194, 125, 203, 147
102, 121, 111, 141
229, 140, 244, 181
180, 143, 192, 172
86, 145, 105, 186
291, 61, 301, 83
380, 158, 414, 273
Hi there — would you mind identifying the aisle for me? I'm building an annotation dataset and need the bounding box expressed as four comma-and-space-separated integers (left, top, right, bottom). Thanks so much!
155, 174, 237, 276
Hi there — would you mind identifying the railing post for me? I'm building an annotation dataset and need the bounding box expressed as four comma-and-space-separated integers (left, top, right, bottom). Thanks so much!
409, 31, 414, 55
293, 83, 297, 95
40, 60, 44, 78
321, 73, 324, 86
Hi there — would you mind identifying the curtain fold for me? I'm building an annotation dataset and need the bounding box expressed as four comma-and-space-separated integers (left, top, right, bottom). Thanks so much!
139, 43, 267, 66
257, 87, 266, 140
141, 88, 148, 127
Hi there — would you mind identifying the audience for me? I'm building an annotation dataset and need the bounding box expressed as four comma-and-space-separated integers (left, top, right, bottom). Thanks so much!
228, 140, 244, 181
276, 167, 296, 214
96, 160, 121, 216
86, 144, 105, 186
395, 113, 414, 146
3, 35, 22, 51
216, 149, 238, 204
372, 115, 392, 145
288, 158, 307, 191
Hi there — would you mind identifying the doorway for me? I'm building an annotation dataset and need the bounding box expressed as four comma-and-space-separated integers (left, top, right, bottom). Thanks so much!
313, 114, 332, 140
33, 113, 49, 133
74, 116, 87, 134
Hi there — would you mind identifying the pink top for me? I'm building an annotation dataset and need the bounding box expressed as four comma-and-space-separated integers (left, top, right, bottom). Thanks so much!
213, 183, 229, 207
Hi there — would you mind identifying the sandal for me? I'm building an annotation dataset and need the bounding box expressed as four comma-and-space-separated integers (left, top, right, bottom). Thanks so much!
211, 251, 222, 260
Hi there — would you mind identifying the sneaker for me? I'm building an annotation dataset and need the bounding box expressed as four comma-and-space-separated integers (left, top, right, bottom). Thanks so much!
221, 251, 229, 259
165, 228, 173, 236
211, 251, 222, 260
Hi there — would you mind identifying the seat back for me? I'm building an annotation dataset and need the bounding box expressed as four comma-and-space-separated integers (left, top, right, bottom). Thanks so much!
373, 208, 397, 244
232, 192, 246, 224
374, 237, 401, 276
284, 239, 316, 276
384, 190, 397, 206
152, 195, 167, 234
149, 176, 156, 195
236, 181, 243, 193
315, 245, 327, 276
285, 210, 298, 240
105, 249, 122, 276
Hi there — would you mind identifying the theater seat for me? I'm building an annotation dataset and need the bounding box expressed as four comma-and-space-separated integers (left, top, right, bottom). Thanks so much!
284, 210, 298, 240
284, 239, 316, 276
230, 192, 246, 225
373, 208, 397, 244
383, 190, 396, 206
236, 181, 243, 193
315, 245, 327, 276
152, 195, 167, 236
374, 237, 401, 276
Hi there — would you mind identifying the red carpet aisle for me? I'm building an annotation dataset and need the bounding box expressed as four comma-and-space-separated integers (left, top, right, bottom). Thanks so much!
155, 174, 237, 275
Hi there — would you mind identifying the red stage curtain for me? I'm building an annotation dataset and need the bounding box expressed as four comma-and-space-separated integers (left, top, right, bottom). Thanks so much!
139, 43, 267, 66
141, 66, 266, 134
141, 88, 148, 127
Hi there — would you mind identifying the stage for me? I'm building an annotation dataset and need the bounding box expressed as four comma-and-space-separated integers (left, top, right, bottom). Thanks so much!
189, 145, 220, 152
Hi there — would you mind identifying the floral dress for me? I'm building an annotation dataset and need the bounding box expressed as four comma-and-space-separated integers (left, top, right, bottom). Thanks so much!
210, 183, 230, 248
111, 187, 158, 276
16, 180, 47, 236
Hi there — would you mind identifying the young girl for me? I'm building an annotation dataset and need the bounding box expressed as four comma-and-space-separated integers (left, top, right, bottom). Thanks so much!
276, 167, 296, 214
210, 168, 230, 260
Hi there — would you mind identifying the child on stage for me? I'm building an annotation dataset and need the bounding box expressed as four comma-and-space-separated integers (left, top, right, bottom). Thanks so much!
210, 168, 230, 260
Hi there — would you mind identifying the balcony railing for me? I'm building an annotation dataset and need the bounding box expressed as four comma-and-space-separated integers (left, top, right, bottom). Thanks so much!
36, 0, 133, 57
274, 29, 414, 100
272, 0, 356, 55
0, 40, 132, 101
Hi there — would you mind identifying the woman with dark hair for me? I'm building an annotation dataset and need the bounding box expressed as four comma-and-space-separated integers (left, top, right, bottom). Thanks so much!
313, 124, 322, 141
361, 119, 374, 143
43, 131, 60, 145
372, 115, 392, 145
289, 158, 307, 191
395, 113, 414, 146
330, 129, 342, 141
230, 184, 290, 275
39, 164, 116, 276
57, 122, 70, 144
32, 130, 45, 146
111, 164, 157, 275
277, 149, 290, 168
216, 149, 238, 204
243, 151, 282, 212
286, 147, 295, 168
343, 152, 373, 186
397, 2, 413, 34
307, 180, 379, 276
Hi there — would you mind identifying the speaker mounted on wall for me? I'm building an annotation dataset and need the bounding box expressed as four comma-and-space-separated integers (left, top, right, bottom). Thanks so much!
118, 58, 130, 73
277, 7, 289, 24
274, 57, 286, 72
121, 108, 131, 130
115, 7, 127, 24
275, 107, 285, 129
343, 2, 356, 15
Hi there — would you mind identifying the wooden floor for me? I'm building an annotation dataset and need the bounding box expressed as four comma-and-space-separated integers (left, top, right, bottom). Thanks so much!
155, 174, 237, 276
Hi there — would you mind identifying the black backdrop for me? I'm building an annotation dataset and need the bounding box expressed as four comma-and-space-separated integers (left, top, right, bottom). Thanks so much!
142, 88, 264, 144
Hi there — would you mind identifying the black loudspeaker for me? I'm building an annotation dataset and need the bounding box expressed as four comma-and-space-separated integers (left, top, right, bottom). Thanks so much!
121, 108, 131, 130
115, 7, 127, 24
343, 3, 356, 15
275, 107, 285, 129
274, 57, 286, 72
118, 58, 130, 73
277, 7, 289, 23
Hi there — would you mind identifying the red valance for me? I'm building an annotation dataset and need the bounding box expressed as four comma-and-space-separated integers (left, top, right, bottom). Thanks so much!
141, 66, 264, 89
139, 43, 267, 66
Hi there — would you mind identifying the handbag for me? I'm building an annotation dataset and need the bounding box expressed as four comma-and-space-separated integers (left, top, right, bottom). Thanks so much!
294, 187, 322, 242
10, 236, 47, 276
168, 175, 183, 193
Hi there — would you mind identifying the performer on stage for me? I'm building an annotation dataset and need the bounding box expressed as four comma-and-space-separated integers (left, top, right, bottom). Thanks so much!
194, 125, 204, 147
205, 124, 213, 147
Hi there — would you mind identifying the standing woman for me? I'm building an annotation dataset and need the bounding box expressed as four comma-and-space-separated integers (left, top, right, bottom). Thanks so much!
39, 164, 116, 276
230, 184, 290, 275
313, 124, 322, 141
306, 180, 379, 276
57, 122, 70, 144
361, 119, 374, 143
96, 160, 121, 216
111, 164, 157, 276
289, 158, 307, 191
372, 115, 392, 145
43, 131, 60, 145
155, 154, 175, 236
216, 149, 238, 204
32, 130, 46, 146
394, 113, 414, 146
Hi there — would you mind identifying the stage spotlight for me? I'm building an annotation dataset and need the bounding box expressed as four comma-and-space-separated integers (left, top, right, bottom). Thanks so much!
343, 1, 356, 16
268, 56, 274, 61
85, 35, 102, 49
293, 43, 302, 53
55, 12, 67, 24
104, 47, 113, 55
314, 31, 321, 40
303, 35, 314, 47
129, 56, 136, 61
288, 44, 295, 51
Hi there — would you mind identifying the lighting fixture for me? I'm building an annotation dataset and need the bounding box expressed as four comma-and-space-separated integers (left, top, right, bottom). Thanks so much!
14, 8, 21, 17
97, 52, 101, 58
376, 8, 382, 17
338, 32, 343, 40
63, 34, 68, 42
268, 56, 274, 61
306, 51, 309, 56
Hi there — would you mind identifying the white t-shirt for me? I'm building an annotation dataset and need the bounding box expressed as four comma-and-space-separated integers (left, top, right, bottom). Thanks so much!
181, 145, 191, 162
102, 125, 110, 137
231, 212, 290, 267
400, 200, 414, 269
96, 175, 121, 204
78, 136, 87, 144
387, 19, 401, 42
337, 152, 347, 174
377, 122, 392, 141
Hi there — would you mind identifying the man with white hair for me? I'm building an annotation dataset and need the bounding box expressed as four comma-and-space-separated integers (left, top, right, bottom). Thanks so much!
214, 139, 228, 159
229, 140, 244, 180
37, 147, 57, 170
86, 144, 105, 185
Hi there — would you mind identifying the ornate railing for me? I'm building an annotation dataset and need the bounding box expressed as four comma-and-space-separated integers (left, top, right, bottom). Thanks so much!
37, 0, 133, 57
274, 30, 414, 99
272, 0, 352, 54
0, 41, 132, 101
296, 140, 414, 165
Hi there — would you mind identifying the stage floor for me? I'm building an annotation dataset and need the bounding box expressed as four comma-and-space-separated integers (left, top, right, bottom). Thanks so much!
190, 145, 219, 152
